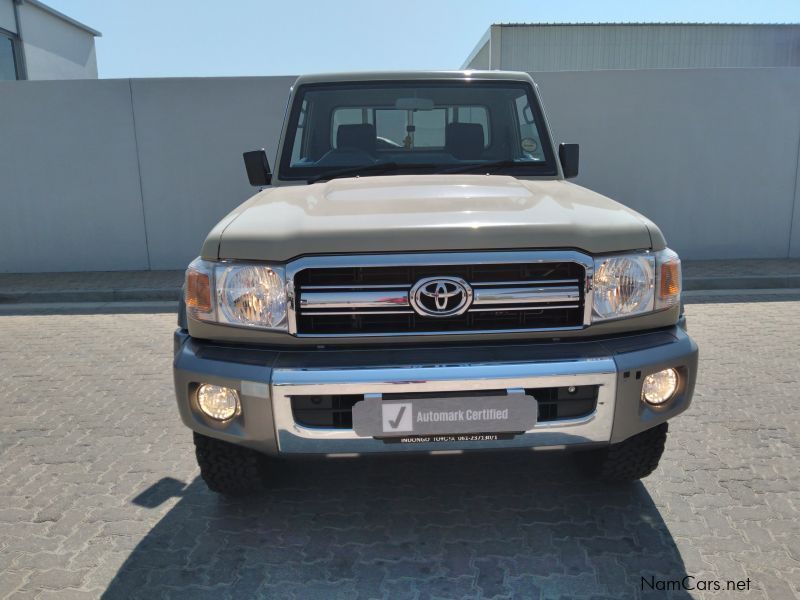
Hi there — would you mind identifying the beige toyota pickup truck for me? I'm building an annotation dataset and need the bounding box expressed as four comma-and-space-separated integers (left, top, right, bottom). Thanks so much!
173, 71, 698, 496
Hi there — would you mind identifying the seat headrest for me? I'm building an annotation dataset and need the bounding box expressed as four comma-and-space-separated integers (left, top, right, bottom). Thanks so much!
445, 123, 485, 160
336, 124, 376, 153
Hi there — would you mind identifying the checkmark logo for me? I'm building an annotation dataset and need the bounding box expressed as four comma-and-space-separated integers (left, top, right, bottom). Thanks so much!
382, 402, 413, 433
389, 406, 406, 428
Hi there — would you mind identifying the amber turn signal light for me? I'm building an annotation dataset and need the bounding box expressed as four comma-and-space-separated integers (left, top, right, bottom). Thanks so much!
186, 269, 212, 313
655, 249, 682, 310
659, 260, 681, 299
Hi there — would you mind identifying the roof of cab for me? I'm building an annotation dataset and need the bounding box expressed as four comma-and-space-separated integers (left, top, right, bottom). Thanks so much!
293, 70, 534, 86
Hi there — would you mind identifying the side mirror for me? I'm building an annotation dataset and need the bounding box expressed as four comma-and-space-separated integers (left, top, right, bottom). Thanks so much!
243, 149, 272, 186
558, 143, 579, 179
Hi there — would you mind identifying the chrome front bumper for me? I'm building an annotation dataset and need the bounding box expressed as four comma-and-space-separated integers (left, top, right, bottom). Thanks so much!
271, 360, 617, 454
173, 325, 698, 456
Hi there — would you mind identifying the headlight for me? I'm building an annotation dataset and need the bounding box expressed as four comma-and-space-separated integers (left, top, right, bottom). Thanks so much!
592, 254, 655, 321
592, 249, 682, 322
185, 259, 288, 331
217, 264, 287, 328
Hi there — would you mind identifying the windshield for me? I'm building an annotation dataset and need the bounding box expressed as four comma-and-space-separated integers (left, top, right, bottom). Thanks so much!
278, 80, 558, 182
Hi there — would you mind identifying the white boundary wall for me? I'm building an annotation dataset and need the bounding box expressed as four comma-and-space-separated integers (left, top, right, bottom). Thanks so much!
1, 69, 798, 272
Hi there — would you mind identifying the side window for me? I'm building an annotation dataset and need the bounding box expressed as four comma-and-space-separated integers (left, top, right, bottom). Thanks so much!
374, 109, 406, 146
407, 108, 446, 147
332, 108, 374, 148
328, 105, 491, 151
514, 95, 544, 160
375, 108, 447, 148
448, 106, 490, 147
372, 106, 488, 149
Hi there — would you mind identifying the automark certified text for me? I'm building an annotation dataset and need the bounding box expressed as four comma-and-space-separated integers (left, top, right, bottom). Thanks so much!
416, 408, 510, 423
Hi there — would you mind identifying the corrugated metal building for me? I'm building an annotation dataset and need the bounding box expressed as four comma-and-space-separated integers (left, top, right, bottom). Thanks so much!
463, 23, 800, 71
0, 0, 101, 80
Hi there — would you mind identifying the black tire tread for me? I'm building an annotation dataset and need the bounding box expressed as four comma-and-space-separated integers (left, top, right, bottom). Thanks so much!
193, 432, 267, 496
581, 422, 668, 482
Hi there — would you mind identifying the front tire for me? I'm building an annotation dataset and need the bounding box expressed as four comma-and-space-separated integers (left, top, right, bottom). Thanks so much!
193, 432, 268, 496
577, 422, 668, 482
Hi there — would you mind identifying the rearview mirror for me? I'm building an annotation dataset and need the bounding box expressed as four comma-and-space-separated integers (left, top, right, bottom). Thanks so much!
243, 149, 271, 186
559, 143, 579, 179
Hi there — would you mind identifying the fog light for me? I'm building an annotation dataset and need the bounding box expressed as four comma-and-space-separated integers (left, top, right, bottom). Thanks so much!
196, 384, 240, 420
641, 369, 679, 405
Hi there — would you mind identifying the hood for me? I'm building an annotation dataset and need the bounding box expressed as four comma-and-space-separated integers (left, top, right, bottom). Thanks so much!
207, 175, 663, 261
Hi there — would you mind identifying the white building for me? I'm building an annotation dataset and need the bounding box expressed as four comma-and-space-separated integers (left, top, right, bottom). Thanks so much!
464, 23, 800, 71
0, 0, 100, 80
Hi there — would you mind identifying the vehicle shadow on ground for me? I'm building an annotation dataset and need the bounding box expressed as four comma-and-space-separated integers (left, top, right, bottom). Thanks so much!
105, 452, 690, 599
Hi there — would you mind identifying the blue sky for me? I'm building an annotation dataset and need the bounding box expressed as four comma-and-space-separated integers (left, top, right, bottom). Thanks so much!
47, 0, 800, 78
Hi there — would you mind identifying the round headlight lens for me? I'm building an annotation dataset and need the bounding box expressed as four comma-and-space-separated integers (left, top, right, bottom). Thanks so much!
593, 255, 655, 321
641, 368, 679, 405
197, 384, 240, 420
217, 265, 287, 329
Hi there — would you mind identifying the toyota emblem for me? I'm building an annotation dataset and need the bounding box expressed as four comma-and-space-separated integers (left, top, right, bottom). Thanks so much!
409, 277, 473, 317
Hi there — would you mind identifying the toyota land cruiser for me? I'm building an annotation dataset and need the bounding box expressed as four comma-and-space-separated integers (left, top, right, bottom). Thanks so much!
173, 71, 698, 496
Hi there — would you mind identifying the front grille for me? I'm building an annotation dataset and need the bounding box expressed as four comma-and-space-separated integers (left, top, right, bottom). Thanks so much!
290, 386, 599, 430
293, 259, 586, 335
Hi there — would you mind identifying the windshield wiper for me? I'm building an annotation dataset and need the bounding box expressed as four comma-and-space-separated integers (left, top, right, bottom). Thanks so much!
307, 162, 402, 184
438, 160, 524, 175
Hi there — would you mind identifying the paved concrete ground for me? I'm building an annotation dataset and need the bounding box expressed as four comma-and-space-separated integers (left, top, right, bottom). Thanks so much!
2, 259, 800, 303
0, 296, 799, 599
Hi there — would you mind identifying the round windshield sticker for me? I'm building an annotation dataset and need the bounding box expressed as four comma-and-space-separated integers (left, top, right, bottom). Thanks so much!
521, 138, 538, 153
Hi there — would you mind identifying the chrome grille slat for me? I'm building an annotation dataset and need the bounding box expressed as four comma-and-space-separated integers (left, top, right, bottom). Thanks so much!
472, 286, 579, 305
470, 279, 580, 287
299, 285, 580, 311
469, 304, 580, 312
302, 310, 416, 316
301, 284, 413, 290
302, 305, 580, 316
300, 290, 410, 309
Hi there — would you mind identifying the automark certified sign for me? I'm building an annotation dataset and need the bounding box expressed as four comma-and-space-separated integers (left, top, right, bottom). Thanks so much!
352, 392, 538, 438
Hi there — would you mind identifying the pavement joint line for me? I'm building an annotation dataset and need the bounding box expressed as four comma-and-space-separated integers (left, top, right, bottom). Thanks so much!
683, 288, 800, 297
0, 301, 178, 314
682, 275, 800, 291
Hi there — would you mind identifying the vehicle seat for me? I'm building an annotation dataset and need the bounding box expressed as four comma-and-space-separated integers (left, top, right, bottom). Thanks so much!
336, 124, 377, 154
445, 123, 484, 160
